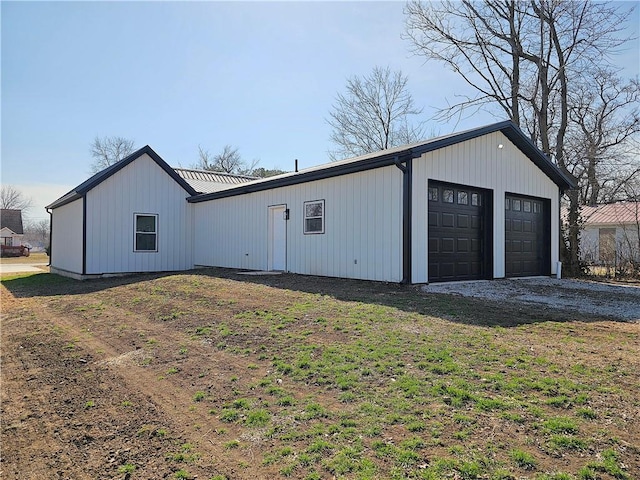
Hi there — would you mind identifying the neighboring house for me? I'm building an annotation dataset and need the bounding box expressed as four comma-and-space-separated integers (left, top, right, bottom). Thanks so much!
1, 209, 24, 246
579, 202, 640, 266
46, 121, 574, 282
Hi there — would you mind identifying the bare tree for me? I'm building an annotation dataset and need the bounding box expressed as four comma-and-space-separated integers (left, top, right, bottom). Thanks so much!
567, 71, 640, 206
0, 185, 33, 212
404, 0, 637, 275
327, 66, 425, 161
90, 136, 135, 173
24, 218, 50, 249
195, 145, 259, 175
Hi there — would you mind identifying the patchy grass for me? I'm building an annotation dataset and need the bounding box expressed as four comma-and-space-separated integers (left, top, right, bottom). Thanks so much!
1, 268, 638, 479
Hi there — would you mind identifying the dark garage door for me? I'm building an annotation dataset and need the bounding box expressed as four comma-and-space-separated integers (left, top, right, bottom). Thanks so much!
428, 181, 490, 282
505, 194, 550, 277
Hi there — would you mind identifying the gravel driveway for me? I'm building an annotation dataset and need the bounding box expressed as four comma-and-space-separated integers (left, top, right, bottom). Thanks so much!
422, 277, 640, 322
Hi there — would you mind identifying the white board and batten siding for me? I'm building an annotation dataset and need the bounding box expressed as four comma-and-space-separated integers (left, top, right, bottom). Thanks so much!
411, 131, 561, 283
193, 166, 404, 282
51, 198, 84, 274
84, 154, 193, 275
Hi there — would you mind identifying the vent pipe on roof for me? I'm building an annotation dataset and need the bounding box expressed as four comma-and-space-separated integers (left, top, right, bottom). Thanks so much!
295, 159, 298, 173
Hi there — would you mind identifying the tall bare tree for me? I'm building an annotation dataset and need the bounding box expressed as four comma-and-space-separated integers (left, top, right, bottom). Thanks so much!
567, 71, 640, 206
405, 0, 638, 275
90, 136, 135, 173
327, 66, 425, 161
0, 185, 33, 212
195, 145, 259, 175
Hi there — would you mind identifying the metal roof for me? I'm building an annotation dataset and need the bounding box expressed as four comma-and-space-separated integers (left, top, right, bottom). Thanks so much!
174, 168, 256, 194
0, 209, 24, 234
188, 120, 576, 203
581, 202, 640, 225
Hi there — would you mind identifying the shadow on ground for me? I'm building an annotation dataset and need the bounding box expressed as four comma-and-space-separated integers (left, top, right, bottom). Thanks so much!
1, 268, 624, 327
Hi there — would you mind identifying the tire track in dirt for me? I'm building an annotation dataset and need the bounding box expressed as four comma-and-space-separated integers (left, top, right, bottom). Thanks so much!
1, 291, 283, 479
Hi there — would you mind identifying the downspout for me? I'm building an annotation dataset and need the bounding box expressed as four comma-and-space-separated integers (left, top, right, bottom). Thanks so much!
394, 155, 412, 284
82, 194, 87, 276
46, 207, 52, 267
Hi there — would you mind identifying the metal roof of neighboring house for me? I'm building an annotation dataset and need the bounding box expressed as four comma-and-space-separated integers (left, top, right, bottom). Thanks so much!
0, 209, 24, 234
174, 168, 256, 194
46, 146, 199, 210
581, 202, 640, 226
188, 120, 576, 204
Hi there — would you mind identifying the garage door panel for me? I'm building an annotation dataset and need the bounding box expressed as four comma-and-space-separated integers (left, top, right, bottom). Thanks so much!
441, 238, 455, 252
442, 213, 455, 227
428, 181, 489, 282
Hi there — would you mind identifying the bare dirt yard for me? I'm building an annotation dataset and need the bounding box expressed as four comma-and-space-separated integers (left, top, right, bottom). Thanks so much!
1, 269, 638, 480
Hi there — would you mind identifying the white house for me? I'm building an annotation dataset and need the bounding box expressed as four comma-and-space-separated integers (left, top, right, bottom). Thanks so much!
1, 209, 25, 246
579, 202, 640, 267
47, 121, 574, 282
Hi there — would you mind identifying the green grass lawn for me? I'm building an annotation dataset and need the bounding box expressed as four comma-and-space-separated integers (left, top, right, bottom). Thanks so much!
2, 269, 638, 479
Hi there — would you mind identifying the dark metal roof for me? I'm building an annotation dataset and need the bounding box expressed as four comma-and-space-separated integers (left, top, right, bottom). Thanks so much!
0, 209, 24, 234
188, 121, 576, 203
46, 145, 198, 209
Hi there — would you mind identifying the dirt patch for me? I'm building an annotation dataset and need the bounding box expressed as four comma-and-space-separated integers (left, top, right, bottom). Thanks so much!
1, 269, 638, 479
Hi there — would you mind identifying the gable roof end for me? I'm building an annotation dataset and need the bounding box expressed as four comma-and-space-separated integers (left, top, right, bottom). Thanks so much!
46, 145, 198, 209
0, 209, 24, 234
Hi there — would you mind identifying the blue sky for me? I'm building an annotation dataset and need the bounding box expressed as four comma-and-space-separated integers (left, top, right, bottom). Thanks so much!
2, 1, 638, 221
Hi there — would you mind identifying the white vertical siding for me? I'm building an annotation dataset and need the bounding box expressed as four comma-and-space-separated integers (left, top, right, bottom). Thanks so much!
51, 198, 84, 274
84, 154, 193, 274
412, 131, 560, 283
193, 166, 404, 282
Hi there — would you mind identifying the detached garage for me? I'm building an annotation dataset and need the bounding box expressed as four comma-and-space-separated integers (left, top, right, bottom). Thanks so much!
47, 121, 574, 283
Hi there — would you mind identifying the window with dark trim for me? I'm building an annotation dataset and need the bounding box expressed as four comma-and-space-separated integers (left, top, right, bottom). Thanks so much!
458, 191, 468, 205
428, 187, 439, 202
303, 200, 324, 234
134, 214, 158, 251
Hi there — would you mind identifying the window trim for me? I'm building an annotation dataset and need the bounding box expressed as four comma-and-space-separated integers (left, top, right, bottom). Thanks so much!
303, 199, 325, 235
134, 213, 158, 252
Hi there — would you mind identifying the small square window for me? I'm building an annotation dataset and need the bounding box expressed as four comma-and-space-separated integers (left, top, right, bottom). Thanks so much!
457, 191, 468, 205
428, 187, 439, 202
304, 200, 325, 234
135, 214, 157, 252
471, 193, 480, 206
443, 189, 454, 203
524, 201, 531, 212
513, 199, 521, 211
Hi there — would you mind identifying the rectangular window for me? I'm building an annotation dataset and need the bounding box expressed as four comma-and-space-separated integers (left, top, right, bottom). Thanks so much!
524, 201, 531, 212
135, 214, 158, 251
457, 191, 468, 205
512, 199, 521, 211
304, 200, 324, 234
428, 187, 439, 202
471, 193, 480, 206
443, 189, 454, 203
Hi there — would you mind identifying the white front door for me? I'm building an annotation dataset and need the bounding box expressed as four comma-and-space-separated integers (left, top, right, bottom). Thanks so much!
268, 205, 287, 271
